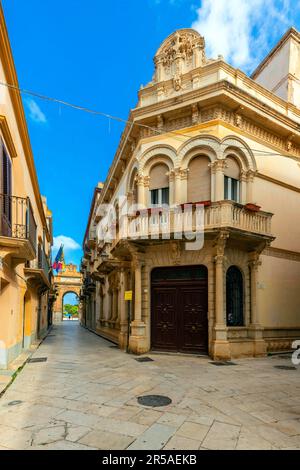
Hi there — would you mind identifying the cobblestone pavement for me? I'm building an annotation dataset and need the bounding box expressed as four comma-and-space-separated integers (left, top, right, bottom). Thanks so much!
0, 322, 299, 450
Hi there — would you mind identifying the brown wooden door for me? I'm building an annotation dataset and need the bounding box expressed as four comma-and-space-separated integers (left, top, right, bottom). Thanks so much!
151, 266, 208, 354
151, 287, 178, 351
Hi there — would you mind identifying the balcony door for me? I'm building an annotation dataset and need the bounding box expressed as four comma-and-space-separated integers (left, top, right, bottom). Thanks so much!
0, 143, 12, 237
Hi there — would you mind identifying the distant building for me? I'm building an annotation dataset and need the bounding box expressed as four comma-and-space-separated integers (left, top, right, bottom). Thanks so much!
0, 6, 53, 368
81, 28, 300, 359
53, 263, 82, 323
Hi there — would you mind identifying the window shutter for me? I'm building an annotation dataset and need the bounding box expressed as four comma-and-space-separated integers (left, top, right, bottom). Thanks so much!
187, 156, 211, 202
1, 143, 12, 233
224, 157, 240, 179
149, 163, 169, 190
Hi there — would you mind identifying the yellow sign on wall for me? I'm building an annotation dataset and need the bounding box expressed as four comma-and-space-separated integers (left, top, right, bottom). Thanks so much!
124, 290, 133, 301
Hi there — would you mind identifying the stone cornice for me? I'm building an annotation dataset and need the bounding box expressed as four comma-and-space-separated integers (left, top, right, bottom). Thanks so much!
257, 172, 300, 194
138, 59, 300, 122
134, 80, 300, 138
263, 246, 300, 262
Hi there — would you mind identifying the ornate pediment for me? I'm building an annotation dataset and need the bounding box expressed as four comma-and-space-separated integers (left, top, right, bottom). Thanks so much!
154, 29, 206, 89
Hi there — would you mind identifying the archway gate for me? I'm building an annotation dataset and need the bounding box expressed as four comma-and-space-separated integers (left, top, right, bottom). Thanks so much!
53, 263, 82, 323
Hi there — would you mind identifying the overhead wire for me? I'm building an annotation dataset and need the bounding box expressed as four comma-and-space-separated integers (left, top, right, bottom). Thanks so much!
0, 80, 300, 161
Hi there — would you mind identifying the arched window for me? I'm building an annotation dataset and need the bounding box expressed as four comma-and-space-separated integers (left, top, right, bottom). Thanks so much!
224, 157, 240, 202
187, 155, 211, 203
129, 170, 138, 205
149, 163, 169, 205
226, 266, 244, 326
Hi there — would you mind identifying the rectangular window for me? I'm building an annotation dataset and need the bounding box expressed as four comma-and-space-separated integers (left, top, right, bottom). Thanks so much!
1, 143, 12, 233
224, 176, 239, 203
150, 187, 169, 206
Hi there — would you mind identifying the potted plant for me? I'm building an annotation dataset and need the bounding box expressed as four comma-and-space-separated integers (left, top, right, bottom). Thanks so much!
244, 203, 261, 212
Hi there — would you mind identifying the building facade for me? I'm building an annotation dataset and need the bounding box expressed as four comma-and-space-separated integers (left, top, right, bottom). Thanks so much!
81, 28, 300, 359
0, 6, 53, 368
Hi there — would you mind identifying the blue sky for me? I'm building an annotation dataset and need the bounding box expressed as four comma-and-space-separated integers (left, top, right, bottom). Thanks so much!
2, 0, 300, 267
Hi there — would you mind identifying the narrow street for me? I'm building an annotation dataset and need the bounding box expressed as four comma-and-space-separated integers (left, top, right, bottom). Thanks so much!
0, 322, 299, 450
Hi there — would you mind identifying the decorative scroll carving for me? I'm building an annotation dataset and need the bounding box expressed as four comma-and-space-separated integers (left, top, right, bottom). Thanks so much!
154, 30, 206, 88
170, 241, 182, 265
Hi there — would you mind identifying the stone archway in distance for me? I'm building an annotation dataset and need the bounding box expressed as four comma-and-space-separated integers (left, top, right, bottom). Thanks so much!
53, 263, 82, 323
61, 290, 80, 320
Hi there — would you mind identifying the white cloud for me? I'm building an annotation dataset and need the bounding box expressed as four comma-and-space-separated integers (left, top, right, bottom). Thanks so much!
53, 235, 81, 253
26, 98, 47, 123
191, 0, 295, 72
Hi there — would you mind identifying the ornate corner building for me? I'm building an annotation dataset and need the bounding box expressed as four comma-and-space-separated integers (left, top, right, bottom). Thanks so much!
81, 28, 300, 359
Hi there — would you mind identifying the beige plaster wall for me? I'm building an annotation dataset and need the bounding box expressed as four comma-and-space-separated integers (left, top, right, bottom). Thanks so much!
258, 254, 300, 327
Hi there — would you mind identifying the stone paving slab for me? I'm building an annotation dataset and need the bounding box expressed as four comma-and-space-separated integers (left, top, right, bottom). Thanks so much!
0, 321, 299, 450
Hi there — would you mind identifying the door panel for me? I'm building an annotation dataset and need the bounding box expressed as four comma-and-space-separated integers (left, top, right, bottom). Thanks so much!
179, 284, 208, 353
151, 287, 178, 351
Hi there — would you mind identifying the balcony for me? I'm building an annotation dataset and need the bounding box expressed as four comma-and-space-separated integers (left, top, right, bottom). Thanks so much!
86, 226, 97, 249
0, 194, 37, 261
113, 201, 274, 249
82, 276, 96, 295
24, 245, 51, 288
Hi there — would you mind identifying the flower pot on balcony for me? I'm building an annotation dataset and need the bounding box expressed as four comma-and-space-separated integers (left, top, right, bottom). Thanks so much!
180, 201, 212, 209
245, 203, 261, 212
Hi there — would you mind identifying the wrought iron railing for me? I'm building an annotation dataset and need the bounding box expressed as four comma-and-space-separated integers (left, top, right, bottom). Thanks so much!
25, 245, 51, 284
0, 194, 37, 254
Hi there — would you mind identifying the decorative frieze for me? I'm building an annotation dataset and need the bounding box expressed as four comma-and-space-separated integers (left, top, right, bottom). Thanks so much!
138, 104, 300, 159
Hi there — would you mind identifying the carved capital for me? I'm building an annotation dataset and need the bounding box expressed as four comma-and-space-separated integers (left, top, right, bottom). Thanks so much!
143, 175, 150, 187
135, 173, 145, 186
209, 159, 227, 174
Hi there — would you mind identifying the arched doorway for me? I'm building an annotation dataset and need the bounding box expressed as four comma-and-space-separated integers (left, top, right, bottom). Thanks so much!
62, 291, 79, 321
151, 265, 208, 353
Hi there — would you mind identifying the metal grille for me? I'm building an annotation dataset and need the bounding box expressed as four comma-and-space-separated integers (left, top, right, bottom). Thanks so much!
135, 357, 154, 362
137, 395, 172, 407
28, 357, 47, 363
274, 365, 296, 370
210, 361, 237, 366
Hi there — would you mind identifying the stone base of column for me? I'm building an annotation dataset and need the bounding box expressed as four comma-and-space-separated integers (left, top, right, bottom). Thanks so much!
212, 325, 231, 360
248, 325, 267, 356
128, 321, 148, 355
53, 311, 63, 323
212, 340, 231, 360
118, 321, 128, 350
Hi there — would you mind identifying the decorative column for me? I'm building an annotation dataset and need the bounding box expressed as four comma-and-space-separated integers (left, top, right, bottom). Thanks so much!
180, 169, 188, 204
246, 170, 256, 204
128, 252, 147, 354
212, 231, 231, 359
118, 268, 128, 349
240, 170, 248, 205
173, 168, 182, 205
143, 176, 150, 208
136, 174, 145, 207
210, 160, 227, 202
248, 251, 266, 356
